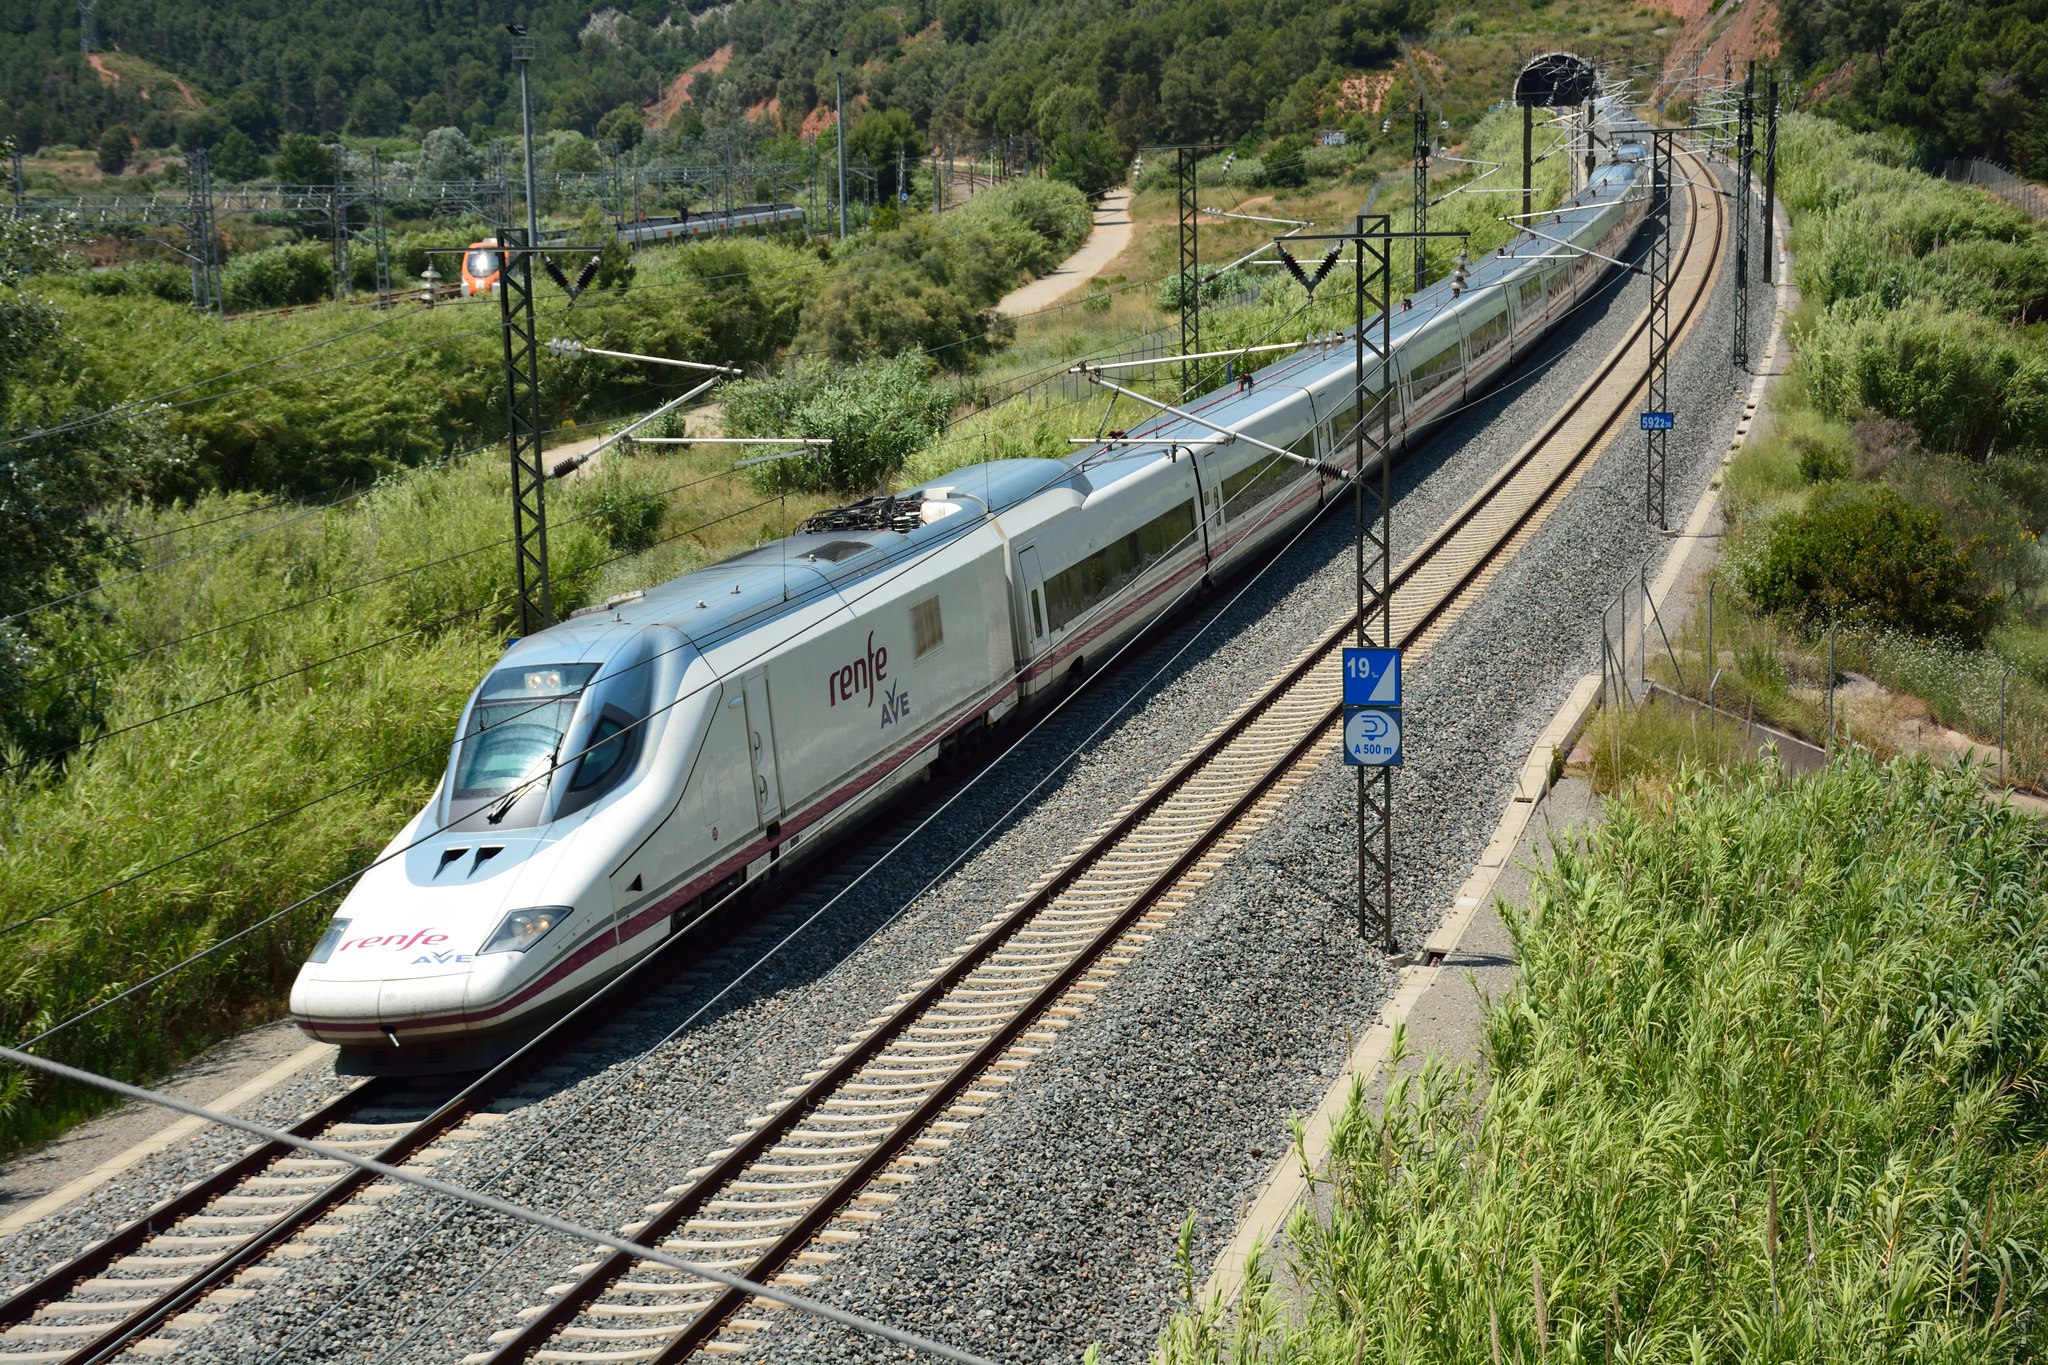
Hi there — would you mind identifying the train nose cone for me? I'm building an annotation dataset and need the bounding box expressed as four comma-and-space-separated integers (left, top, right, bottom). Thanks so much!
376, 971, 473, 1026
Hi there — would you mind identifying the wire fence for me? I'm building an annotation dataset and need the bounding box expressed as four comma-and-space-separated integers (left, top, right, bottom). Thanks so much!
1602, 570, 2048, 794
1940, 157, 2048, 221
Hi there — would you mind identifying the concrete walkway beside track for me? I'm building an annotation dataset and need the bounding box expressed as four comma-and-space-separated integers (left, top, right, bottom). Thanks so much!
1201, 149, 1802, 1317
996, 188, 1134, 316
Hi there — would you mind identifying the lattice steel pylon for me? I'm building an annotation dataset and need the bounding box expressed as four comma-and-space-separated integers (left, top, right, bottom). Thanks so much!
1177, 146, 1201, 397
1276, 210, 1463, 949
1645, 130, 1676, 529
1732, 61, 1755, 371
1355, 211, 1396, 952
368, 148, 391, 300
329, 144, 351, 300
1412, 106, 1429, 293
1762, 76, 1779, 285
496, 228, 554, 636
184, 148, 222, 315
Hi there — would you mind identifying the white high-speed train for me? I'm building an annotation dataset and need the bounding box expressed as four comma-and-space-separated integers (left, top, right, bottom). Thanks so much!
291, 104, 1649, 1071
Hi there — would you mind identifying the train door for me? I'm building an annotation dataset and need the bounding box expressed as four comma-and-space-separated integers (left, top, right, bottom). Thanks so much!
1016, 545, 1049, 658
739, 670, 783, 831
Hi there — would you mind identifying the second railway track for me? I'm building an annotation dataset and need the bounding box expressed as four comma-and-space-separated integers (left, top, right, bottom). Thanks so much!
471, 153, 1728, 1364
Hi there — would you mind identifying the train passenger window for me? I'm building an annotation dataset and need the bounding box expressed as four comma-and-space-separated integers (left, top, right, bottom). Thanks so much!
1466, 310, 1509, 358
1043, 502, 1197, 632
1405, 340, 1461, 401
1518, 275, 1544, 309
1219, 450, 1298, 521
1330, 385, 1386, 447
911, 596, 944, 657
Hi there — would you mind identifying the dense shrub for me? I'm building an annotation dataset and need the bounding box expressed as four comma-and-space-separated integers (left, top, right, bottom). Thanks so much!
221, 242, 335, 311
661, 237, 820, 367
795, 262, 1008, 366
1255, 132, 1312, 188
73, 262, 191, 303
576, 461, 668, 554
1799, 300, 2048, 460
1155, 265, 1257, 312
724, 355, 953, 494
952, 179, 1092, 260
1742, 483, 1998, 643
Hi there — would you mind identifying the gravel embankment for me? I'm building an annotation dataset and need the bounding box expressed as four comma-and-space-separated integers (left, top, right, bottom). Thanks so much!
0, 174, 1768, 1365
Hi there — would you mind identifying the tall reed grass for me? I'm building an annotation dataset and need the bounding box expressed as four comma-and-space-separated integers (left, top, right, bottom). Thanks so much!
1159, 754, 2048, 1363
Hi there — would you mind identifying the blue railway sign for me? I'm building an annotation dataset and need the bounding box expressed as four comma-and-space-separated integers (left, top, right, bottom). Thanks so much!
1343, 707, 1403, 766
1342, 648, 1402, 706
1640, 411, 1675, 431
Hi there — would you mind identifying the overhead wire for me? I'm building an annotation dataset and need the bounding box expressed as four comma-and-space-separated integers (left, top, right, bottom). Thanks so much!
0, 242, 1165, 627
352, 438, 1345, 1365
0, 1045, 1004, 1365
5, 333, 1279, 1049
0, 312, 1200, 950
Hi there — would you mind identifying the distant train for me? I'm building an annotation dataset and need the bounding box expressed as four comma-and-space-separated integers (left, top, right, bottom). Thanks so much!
456, 206, 808, 295
292, 100, 1650, 1072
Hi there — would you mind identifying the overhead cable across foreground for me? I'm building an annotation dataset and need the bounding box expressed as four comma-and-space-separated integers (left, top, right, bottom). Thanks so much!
0, 1045, 1005, 1365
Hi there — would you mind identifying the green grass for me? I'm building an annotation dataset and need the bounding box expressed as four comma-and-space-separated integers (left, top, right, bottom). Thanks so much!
0, 446, 830, 1148
1159, 752, 2048, 1363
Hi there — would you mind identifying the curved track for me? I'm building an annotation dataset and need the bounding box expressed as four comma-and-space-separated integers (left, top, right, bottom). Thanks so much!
472, 153, 1727, 1365
0, 152, 1723, 1365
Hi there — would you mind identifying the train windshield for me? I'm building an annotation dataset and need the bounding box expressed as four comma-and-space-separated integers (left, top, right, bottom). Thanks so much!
453, 664, 600, 799
466, 248, 499, 279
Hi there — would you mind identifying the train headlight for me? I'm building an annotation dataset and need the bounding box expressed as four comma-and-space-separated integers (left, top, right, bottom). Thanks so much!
480, 906, 572, 955
309, 919, 350, 964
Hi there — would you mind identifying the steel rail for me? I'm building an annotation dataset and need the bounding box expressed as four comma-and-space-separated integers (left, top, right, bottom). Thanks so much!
0, 1078, 387, 1328
0, 866, 791, 1363
487, 151, 1726, 1364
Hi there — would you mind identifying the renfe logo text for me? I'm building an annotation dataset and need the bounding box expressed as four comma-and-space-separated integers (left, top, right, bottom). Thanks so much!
828, 632, 889, 708
341, 929, 450, 953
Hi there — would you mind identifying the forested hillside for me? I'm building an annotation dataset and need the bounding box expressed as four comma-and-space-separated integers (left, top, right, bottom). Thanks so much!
0, 0, 1423, 170
1779, 0, 2048, 177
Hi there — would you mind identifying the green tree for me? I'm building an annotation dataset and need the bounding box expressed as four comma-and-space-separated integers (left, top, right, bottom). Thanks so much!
1046, 128, 1120, 195
221, 84, 281, 147
137, 112, 177, 150
849, 108, 923, 200
725, 355, 954, 493
270, 132, 333, 185
1258, 133, 1312, 188
211, 127, 263, 182
417, 127, 481, 182
177, 109, 228, 152
348, 79, 403, 138
549, 132, 601, 174
95, 125, 130, 175
595, 104, 644, 152
408, 92, 453, 132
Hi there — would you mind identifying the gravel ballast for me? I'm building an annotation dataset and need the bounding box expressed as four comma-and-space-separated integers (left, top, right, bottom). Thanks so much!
0, 169, 1768, 1365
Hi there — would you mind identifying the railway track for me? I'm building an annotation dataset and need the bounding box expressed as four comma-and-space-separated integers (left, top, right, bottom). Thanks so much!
471, 156, 1727, 1363
0, 152, 1724, 1365
0, 776, 1067, 1364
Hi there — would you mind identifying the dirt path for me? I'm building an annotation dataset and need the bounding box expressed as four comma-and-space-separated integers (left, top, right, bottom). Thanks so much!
997, 188, 1134, 316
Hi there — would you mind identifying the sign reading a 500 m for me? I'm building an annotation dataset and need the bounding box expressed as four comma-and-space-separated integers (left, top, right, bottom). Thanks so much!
1341, 647, 1402, 767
